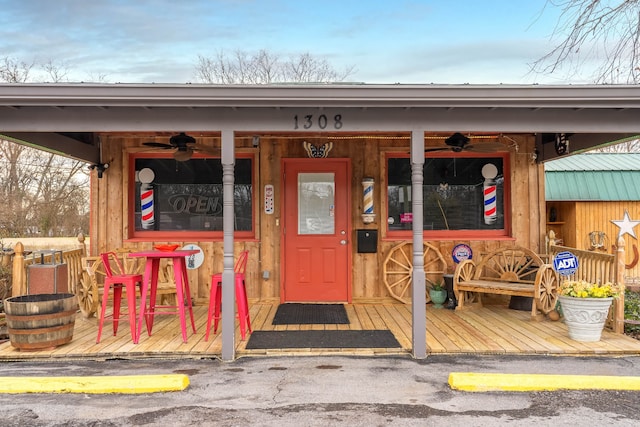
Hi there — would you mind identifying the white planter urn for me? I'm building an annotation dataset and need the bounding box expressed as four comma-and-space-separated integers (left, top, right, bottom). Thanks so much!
558, 296, 613, 342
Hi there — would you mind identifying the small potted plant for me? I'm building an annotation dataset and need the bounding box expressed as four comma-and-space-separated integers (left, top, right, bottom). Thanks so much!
558, 280, 622, 342
427, 278, 448, 309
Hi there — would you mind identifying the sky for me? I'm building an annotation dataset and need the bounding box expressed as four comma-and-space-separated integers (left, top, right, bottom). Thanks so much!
0, 0, 585, 85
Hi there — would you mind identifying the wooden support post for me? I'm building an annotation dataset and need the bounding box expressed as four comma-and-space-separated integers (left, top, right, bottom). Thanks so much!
614, 237, 626, 334
77, 232, 87, 257
11, 242, 25, 297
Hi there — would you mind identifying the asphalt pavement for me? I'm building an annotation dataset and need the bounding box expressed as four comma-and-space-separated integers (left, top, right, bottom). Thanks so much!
1, 354, 640, 426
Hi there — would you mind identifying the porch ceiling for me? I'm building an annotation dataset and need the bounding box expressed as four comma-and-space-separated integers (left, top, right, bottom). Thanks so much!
1, 83, 640, 163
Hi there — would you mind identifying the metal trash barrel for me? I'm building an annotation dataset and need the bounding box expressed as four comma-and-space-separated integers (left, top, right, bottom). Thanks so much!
27, 250, 68, 294
4, 293, 77, 350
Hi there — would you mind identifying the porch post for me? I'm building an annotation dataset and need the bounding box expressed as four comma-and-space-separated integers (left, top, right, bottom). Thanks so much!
221, 129, 236, 361
410, 130, 427, 359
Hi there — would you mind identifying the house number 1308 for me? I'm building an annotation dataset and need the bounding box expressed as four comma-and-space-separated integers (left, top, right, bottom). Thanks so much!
293, 114, 343, 130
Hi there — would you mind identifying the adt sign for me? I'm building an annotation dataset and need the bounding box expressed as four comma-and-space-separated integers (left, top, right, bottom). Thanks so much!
553, 251, 579, 276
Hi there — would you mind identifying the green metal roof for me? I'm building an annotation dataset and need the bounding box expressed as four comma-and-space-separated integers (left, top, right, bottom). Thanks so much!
545, 153, 640, 201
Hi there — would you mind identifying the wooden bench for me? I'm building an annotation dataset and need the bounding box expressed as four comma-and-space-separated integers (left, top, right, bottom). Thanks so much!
453, 246, 560, 321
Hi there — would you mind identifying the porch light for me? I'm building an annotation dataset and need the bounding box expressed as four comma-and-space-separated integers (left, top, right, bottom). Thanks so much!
88, 162, 109, 178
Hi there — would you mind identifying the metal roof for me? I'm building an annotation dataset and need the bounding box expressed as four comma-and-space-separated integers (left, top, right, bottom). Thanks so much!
545, 153, 640, 200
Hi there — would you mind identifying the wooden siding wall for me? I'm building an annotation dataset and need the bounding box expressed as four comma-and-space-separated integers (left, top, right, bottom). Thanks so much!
548, 201, 640, 280
89, 133, 544, 303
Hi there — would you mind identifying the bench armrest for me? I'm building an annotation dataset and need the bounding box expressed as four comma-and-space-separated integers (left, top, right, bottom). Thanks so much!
532, 263, 560, 314
453, 260, 477, 289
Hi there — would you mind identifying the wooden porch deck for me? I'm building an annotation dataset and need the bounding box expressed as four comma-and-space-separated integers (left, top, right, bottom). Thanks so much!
2, 301, 640, 360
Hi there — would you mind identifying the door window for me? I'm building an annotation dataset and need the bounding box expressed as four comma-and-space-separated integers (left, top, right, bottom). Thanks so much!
298, 172, 335, 235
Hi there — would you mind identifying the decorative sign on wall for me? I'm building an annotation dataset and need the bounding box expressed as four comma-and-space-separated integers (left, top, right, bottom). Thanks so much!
181, 244, 204, 270
611, 209, 640, 240
303, 141, 333, 158
452, 244, 473, 263
264, 184, 274, 214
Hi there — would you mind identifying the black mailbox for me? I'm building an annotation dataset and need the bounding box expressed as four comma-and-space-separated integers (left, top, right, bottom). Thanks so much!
357, 229, 378, 253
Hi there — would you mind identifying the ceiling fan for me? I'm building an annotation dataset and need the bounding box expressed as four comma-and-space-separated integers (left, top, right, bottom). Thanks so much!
142, 132, 219, 161
425, 132, 507, 153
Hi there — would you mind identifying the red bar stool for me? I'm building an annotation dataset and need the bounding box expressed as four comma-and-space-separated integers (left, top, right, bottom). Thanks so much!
96, 252, 145, 343
205, 250, 252, 341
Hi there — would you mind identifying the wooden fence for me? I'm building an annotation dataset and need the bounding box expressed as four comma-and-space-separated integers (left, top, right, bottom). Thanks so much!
548, 232, 626, 333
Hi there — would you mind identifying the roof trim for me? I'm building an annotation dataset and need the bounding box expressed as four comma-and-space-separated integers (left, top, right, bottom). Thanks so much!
1, 83, 640, 109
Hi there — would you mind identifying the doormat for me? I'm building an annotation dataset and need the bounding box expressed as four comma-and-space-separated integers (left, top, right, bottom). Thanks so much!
272, 303, 349, 325
245, 330, 401, 350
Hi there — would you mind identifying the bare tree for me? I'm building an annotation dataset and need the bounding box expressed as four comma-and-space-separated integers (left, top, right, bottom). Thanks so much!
1, 57, 90, 237
195, 49, 355, 84
590, 139, 640, 152
0, 57, 34, 82
84, 70, 110, 83
41, 59, 70, 82
0, 140, 90, 236
533, 0, 640, 83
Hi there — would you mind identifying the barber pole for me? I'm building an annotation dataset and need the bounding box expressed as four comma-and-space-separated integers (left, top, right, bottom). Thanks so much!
483, 182, 496, 224
138, 168, 156, 230
361, 178, 375, 223
481, 164, 498, 225
140, 183, 155, 229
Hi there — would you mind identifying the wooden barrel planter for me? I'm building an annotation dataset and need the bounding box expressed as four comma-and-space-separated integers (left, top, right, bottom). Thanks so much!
4, 293, 77, 350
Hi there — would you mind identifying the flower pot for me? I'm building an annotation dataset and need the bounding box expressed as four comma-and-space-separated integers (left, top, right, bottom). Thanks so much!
443, 274, 456, 309
429, 288, 448, 309
558, 296, 613, 342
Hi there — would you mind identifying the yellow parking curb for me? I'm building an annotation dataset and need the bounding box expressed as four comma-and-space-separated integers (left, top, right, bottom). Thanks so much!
448, 372, 640, 392
0, 374, 190, 394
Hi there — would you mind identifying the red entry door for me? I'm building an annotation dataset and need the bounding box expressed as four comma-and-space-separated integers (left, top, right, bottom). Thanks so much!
282, 159, 351, 302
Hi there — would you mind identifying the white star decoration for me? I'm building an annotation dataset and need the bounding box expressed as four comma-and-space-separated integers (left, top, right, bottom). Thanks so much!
611, 210, 640, 240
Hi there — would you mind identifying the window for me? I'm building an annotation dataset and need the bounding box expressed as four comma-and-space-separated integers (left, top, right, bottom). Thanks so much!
387, 152, 509, 237
130, 154, 254, 239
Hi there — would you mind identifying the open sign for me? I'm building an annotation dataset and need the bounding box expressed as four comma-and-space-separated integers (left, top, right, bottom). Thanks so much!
553, 251, 579, 276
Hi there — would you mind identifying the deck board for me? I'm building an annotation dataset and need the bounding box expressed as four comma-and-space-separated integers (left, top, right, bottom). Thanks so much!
2, 301, 640, 360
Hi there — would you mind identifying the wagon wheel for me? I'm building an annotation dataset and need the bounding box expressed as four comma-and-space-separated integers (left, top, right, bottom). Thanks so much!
534, 264, 560, 315
76, 269, 99, 318
383, 241, 447, 304
75, 257, 104, 318
482, 248, 542, 282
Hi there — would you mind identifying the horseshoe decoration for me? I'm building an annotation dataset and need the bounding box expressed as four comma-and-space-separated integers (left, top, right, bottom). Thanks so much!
613, 243, 639, 269
627, 244, 639, 269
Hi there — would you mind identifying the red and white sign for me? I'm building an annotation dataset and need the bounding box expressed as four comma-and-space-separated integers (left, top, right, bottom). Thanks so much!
400, 213, 413, 223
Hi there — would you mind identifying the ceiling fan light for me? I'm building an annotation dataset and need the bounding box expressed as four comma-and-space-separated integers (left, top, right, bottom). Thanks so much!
173, 147, 193, 162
